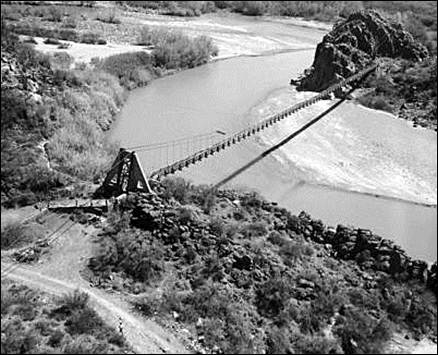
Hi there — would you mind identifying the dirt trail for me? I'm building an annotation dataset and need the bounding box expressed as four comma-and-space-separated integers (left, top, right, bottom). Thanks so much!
1, 214, 190, 354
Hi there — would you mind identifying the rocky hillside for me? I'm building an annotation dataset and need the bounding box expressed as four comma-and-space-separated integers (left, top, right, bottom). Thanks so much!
293, 10, 437, 131
294, 10, 428, 92
84, 178, 437, 354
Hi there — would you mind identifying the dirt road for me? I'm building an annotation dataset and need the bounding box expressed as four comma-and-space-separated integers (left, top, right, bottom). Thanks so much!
1, 214, 190, 354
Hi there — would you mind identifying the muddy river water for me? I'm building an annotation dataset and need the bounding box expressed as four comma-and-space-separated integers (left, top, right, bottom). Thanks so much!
110, 16, 437, 261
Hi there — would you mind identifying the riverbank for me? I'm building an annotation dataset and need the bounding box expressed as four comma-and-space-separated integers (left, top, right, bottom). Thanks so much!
84, 182, 437, 354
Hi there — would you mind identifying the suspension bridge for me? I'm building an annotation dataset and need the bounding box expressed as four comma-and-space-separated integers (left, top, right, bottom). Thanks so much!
96, 62, 378, 197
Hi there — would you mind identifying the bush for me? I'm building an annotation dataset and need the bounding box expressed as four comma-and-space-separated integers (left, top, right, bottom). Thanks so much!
80, 32, 101, 44
1, 318, 39, 354
334, 308, 393, 354
62, 16, 77, 29
90, 230, 165, 283
358, 93, 394, 112
161, 177, 191, 203
293, 333, 343, 354
96, 9, 121, 24
137, 25, 218, 70
256, 275, 295, 318
177, 205, 200, 224
279, 240, 314, 266
241, 221, 268, 238
265, 326, 293, 354
209, 217, 225, 237
1, 281, 129, 353
65, 307, 103, 335
240, 191, 264, 209
46, 6, 63, 22
61, 334, 109, 354
1, 221, 44, 250
96, 51, 154, 89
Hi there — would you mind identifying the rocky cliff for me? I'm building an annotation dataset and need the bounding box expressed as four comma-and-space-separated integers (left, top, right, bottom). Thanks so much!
294, 10, 429, 92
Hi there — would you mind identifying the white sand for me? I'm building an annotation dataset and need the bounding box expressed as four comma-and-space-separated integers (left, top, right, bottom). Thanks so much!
30, 36, 149, 64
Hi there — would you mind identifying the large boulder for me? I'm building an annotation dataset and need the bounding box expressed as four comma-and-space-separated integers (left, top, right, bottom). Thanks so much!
294, 10, 428, 93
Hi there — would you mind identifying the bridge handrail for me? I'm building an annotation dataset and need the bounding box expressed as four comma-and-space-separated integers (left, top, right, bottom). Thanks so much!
150, 63, 378, 179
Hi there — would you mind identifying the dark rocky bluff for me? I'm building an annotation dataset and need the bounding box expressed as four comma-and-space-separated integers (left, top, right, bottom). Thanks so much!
294, 10, 429, 92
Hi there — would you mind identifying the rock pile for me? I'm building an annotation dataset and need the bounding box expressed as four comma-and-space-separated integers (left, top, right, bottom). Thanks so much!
122, 191, 436, 294
289, 211, 435, 289
294, 10, 429, 93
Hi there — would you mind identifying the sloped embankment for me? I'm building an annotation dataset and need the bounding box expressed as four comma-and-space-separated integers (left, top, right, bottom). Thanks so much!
87, 180, 437, 354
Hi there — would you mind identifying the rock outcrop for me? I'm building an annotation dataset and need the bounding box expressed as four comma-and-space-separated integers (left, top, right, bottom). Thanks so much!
290, 211, 435, 289
93, 190, 437, 294
294, 10, 429, 93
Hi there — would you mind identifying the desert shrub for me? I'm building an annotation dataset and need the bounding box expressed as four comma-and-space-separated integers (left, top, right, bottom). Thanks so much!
49, 52, 74, 70
47, 84, 121, 181
34, 318, 55, 336
334, 308, 392, 354
1, 222, 28, 249
48, 328, 65, 347
46, 6, 63, 22
256, 275, 295, 318
279, 240, 313, 265
58, 28, 79, 41
65, 307, 103, 335
358, 93, 394, 112
298, 287, 346, 334
132, 292, 162, 317
1, 221, 44, 250
240, 221, 268, 238
265, 326, 293, 354
188, 184, 216, 213
125, 1, 215, 16
2, 6, 22, 21
176, 205, 200, 224
11, 303, 38, 321
267, 231, 286, 246
233, 1, 269, 16
286, 214, 304, 233
158, 281, 263, 353
1, 277, 128, 353
104, 208, 131, 235
61, 334, 110, 354
347, 288, 381, 312
403, 296, 437, 335
138, 26, 218, 69
96, 51, 154, 89
62, 15, 77, 28
1, 283, 39, 314
96, 9, 121, 24
240, 191, 264, 209
161, 176, 191, 203
80, 31, 101, 44
293, 333, 343, 354
209, 217, 225, 237
90, 229, 165, 283
50, 290, 89, 321
1, 318, 39, 354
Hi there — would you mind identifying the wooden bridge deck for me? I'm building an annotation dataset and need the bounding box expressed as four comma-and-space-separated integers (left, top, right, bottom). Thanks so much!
149, 64, 378, 179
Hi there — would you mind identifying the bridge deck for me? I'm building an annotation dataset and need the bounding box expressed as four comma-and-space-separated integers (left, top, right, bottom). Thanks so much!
149, 64, 378, 179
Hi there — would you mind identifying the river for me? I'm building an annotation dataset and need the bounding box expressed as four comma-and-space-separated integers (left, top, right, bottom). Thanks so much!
110, 16, 437, 261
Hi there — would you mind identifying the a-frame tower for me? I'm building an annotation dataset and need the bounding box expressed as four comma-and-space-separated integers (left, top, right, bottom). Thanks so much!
96, 148, 152, 197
